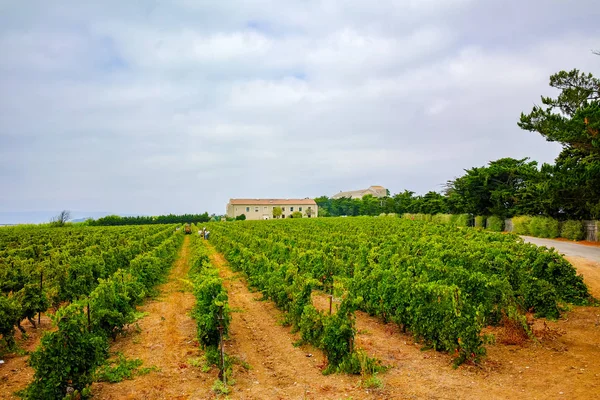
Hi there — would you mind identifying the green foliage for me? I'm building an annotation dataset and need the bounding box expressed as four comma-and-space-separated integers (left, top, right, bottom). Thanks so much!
13, 226, 183, 399
291, 211, 303, 219
189, 235, 231, 349
486, 216, 504, 232
361, 373, 384, 389
89, 273, 145, 339
0, 293, 21, 354
561, 220, 585, 241
212, 379, 230, 395
192, 271, 231, 348
529, 216, 560, 238
519, 69, 600, 220
272, 207, 282, 218
512, 216, 532, 235
22, 304, 109, 399
95, 353, 144, 383
89, 213, 210, 226
431, 214, 452, 224
235, 214, 246, 221
446, 158, 543, 218
17, 283, 49, 322
334, 350, 386, 376
474, 216, 485, 228
207, 217, 592, 366
450, 214, 471, 227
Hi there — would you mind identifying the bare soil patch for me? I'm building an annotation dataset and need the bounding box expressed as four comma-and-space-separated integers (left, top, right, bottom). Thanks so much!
0, 315, 53, 399
566, 256, 600, 298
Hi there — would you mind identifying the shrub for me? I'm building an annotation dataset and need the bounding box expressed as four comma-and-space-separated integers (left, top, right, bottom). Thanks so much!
22, 304, 108, 399
235, 214, 246, 221
192, 270, 231, 348
450, 214, 471, 227
486, 216, 504, 232
0, 293, 21, 354
561, 220, 585, 241
512, 216, 532, 235
291, 211, 303, 219
474, 216, 485, 228
529, 216, 560, 238
402, 214, 431, 221
431, 214, 452, 224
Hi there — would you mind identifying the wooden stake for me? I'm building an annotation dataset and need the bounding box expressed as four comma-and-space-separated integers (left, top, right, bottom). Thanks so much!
38, 270, 43, 326
218, 307, 226, 384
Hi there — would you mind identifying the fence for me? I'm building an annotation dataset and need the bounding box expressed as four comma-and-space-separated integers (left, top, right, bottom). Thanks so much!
583, 220, 599, 242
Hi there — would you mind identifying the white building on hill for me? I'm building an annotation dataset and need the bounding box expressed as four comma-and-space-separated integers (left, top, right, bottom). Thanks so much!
332, 185, 387, 200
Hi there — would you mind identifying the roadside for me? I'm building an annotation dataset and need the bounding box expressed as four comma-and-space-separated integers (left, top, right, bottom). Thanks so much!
522, 236, 600, 262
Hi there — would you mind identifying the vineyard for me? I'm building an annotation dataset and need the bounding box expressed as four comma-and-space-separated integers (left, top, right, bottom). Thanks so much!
0, 224, 182, 398
0, 218, 597, 398
207, 217, 593, 366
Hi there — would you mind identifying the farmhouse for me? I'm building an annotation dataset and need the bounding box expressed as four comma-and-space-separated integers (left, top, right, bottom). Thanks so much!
332, 185, 388, 200
226, 199, 318, 220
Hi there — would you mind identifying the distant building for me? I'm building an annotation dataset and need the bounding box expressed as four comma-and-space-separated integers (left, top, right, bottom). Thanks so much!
226, 199, 318, 220
332, 185, 388, 200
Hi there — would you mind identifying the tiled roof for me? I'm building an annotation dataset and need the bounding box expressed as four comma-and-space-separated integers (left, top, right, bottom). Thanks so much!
229, 199, 317, 205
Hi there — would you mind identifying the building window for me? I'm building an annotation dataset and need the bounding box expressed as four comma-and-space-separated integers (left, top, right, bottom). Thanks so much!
255, 207, 259, 212
282, 207, 285, 211
299, 207, 302, 211
281, 215, 285, 218
246, 207, 250, 212
264, 206, 267, 211
290, 207, 294, 212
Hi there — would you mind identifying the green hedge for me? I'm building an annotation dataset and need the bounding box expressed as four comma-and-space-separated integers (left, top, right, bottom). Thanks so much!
529, 216, 559, 239
561, 220, 585, 241
474, 216, 485, 228
450, 214, 471, 227
512, 216, 532, 235
486, 216, 504, 232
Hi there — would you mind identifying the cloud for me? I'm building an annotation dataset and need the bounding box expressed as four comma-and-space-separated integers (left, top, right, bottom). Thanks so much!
0, 0, 598, 217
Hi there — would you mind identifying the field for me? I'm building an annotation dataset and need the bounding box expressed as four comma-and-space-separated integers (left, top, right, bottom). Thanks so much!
1, 218, 599, 399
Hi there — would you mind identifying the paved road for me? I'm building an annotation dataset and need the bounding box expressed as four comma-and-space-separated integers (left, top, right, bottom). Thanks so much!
521, 236, 600, 263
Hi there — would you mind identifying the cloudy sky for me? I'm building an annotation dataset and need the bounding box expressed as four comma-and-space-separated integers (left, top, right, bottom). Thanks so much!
1, 1, 599, 220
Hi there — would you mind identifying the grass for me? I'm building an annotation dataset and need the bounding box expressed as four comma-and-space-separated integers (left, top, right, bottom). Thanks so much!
212, 379, 230, 395
361, 373, 383, 389
95, 352, 159, 383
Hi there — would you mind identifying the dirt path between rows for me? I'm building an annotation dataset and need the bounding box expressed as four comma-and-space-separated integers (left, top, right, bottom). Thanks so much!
0, 315, 53, 399
207, 244, 388, 399
92, 235, 217, 399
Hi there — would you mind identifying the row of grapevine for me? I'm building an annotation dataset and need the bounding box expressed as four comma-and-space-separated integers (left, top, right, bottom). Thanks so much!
187, 231, 232, 381
188, 232, 231, 350
0, 225, 175, 353
209, 226, 382, 374
206, 217, 592, 365
19, 228, 184, 399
